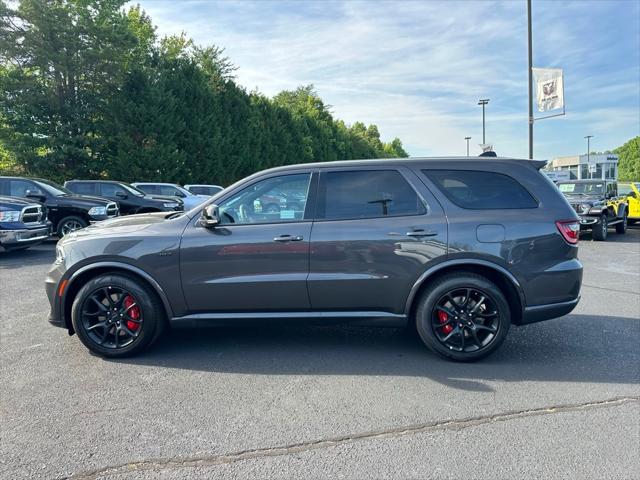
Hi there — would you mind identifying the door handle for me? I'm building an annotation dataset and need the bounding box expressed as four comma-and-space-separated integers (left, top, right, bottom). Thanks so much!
405, 230, 438, 237
273, 235, 304, 242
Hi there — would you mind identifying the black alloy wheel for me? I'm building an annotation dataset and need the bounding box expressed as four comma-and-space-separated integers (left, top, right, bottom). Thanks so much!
80, 286, 143, 349
415, 273, 510, 361
432, 288, 500, 353
71, 274, 164, 357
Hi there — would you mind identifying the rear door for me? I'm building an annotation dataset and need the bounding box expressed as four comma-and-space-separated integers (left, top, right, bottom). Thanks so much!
307, 167, 447, 314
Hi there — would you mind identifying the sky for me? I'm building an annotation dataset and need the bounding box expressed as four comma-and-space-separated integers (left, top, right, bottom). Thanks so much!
134, 0, 640, 159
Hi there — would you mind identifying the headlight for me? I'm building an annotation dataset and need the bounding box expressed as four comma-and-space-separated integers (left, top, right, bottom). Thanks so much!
0, 210, 21, 222
88, 206, 107, 216
579, 203, 591, 214
163, 203, 178, 208
55, 244, 65, 264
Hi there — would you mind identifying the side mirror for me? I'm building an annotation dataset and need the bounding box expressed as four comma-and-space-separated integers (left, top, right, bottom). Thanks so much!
25, 191, 45, 202
116, 191, 128, 199
200, 204, 220, 227
176, 191, 186, 198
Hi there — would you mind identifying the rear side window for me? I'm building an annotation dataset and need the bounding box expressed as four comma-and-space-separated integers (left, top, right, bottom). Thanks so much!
69, 182, 95, 195
423, 170, 538, 209
317, 170, 426, 220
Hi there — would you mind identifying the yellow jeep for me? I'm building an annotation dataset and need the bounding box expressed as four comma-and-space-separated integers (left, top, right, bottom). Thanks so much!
618, 182, 640, 225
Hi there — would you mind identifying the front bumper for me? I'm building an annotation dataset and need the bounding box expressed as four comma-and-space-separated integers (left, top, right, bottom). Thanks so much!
0, 224, 51, 250
578, 215, 599, 226
45, 262, 66, 328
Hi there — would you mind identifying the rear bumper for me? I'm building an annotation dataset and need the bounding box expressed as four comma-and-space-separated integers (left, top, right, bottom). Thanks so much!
521, 297, 580, 325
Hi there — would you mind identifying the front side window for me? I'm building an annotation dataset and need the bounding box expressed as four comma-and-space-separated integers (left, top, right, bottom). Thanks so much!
218, 173, 311, 225
424, 170, 538, 209
158, 185, 183, 197
317, 170, 425, 220
10, 180, 45, 197
100, 183, 127, 198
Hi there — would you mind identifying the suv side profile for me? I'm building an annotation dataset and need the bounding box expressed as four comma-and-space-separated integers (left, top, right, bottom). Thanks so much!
46, 158, 582, 362
64, 180, 184, 215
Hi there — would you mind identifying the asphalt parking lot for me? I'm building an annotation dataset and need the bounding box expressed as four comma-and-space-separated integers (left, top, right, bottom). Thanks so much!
1, 228, 639, 479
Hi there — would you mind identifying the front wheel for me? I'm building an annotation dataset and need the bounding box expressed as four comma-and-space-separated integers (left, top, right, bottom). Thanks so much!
415, 273, 510, 362
592, 214, 608, 241
71, 274, 165, 357
57, 216, 88, 237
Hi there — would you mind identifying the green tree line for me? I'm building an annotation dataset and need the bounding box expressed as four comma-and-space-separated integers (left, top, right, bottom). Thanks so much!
0, 0, 408, 185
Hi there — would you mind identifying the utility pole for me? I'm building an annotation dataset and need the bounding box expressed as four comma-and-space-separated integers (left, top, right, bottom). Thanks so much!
478, 99, 489, 144
465, 137, 471, 156
585, 135, 593, 178
528, 0, 534, 159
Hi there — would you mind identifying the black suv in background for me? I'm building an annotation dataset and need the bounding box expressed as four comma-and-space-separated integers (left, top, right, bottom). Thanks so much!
0, 196, 51, 251
64, 180, 183, 215
47, 157, 582, 361
0, 176, 118, 237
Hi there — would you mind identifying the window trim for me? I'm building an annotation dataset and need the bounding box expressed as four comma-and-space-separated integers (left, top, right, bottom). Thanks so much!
199, 170, 318, 227
421, 168, 540, 210
314, 167, 429, 223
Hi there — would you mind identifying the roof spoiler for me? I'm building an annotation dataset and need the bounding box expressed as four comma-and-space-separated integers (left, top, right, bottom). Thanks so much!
530, 159, 548, 170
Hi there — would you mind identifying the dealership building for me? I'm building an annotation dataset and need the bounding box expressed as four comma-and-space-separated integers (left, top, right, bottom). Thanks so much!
546, 153, 619, 180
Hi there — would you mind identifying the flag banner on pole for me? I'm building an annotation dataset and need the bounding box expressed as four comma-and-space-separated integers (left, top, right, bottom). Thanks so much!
532, 67, 564, 112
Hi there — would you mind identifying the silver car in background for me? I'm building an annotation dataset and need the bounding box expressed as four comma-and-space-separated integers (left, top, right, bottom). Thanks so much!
132, 183, 208, 210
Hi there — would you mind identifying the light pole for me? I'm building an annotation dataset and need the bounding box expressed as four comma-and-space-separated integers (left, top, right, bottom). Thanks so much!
465, 137, 471, 156
585, 135, 594, 178
478, 99, 489, 144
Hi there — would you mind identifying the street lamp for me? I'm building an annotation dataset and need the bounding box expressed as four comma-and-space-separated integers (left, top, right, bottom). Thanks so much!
585, 135, 594, 179
465, 137, 471, 156
478, 99, 490, 144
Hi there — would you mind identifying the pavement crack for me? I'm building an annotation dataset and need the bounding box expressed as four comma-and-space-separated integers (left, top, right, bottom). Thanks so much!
64, 396, 639, 479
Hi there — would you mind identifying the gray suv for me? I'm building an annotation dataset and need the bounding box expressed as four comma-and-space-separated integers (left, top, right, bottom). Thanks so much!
46, 158, 583, 361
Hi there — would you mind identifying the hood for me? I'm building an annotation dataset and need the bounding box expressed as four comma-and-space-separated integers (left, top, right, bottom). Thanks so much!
62, 212, 180, 241
0, 196, 41, 209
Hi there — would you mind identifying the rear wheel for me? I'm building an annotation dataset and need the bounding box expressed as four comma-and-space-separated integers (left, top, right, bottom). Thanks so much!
57, 216, 87, 237
615, 211, 627, 234
592, 214, 608, 241
415, 273, 510, 362
71, 274, 165, 357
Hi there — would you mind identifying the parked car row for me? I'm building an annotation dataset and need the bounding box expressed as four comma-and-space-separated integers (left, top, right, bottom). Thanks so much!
0, 176, 225, 251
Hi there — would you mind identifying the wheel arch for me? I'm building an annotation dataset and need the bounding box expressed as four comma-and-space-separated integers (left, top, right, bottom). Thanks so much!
405, 260, 525, 325
62, 262, 173, 331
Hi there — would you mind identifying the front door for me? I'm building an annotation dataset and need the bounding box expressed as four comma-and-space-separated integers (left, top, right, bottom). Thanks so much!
180, 172, 315, 313
308, 167, 447, 314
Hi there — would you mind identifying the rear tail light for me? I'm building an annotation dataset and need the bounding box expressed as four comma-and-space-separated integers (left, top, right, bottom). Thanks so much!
556, 220, 580, 244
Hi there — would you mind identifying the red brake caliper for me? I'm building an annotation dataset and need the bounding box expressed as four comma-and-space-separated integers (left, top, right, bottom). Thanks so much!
438, 310, 453, 334
123, 295, 140, 331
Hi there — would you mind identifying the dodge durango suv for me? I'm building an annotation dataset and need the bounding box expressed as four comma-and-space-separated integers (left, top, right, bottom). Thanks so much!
46, 157, 583, 361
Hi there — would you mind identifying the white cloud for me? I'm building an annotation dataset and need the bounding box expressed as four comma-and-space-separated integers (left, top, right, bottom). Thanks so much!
135, 0, 639, 159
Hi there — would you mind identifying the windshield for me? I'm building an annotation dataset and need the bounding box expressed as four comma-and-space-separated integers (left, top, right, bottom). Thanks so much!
35, 179, 73, 196
121, 183, 145, 197
558, 182, 605, 195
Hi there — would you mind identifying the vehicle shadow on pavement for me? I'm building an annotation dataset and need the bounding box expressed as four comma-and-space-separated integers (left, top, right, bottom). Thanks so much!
111, 313, 640, 392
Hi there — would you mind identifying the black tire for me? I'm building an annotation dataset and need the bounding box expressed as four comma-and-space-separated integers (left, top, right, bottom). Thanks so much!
615, 211, 627, 234
56, 216, 88, 237
71, 273, 165, 358
415, 273, 510, 362
592, 214, 608, 241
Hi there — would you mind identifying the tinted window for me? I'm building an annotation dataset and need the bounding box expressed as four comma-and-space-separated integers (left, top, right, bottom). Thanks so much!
158, 185, 182, 197
70, 182, 95, 195
317, 170, 425, 220
100, 183, 127, 198
423, 170, 538, 209
190, 186, 221, 195
10, 180, 45, 197
219, 173, 311, 224
135, 184, 157, 195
